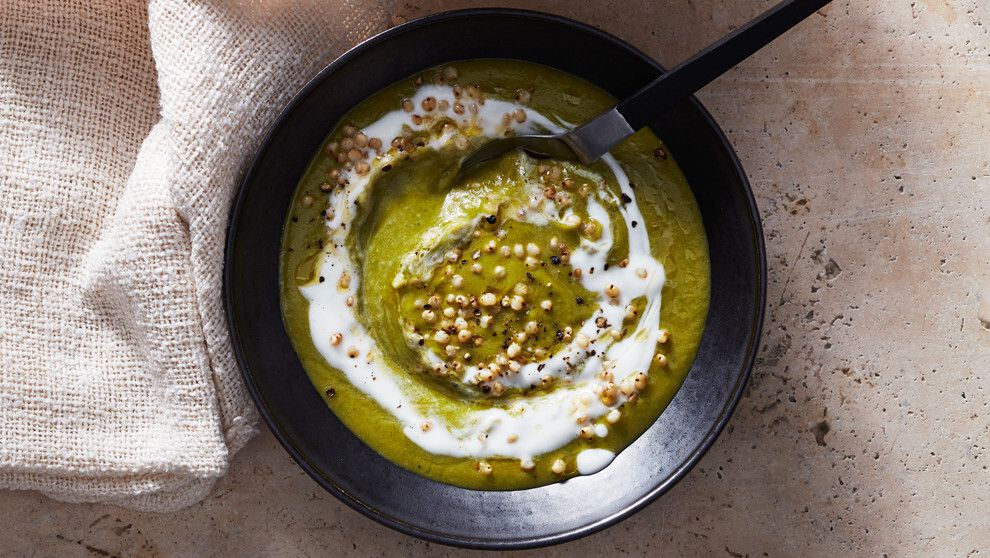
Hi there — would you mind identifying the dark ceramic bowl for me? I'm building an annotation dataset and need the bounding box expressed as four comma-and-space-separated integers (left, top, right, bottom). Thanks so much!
225, 8, 765, 550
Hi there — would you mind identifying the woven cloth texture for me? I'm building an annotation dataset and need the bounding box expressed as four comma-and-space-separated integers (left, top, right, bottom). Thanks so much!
0, 0, 386, 511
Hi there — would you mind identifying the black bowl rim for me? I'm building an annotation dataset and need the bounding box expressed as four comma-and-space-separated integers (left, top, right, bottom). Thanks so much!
224, 7, 766, 549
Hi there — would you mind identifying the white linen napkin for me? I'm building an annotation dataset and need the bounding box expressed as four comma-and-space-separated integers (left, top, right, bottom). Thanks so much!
0, 0, 387, 511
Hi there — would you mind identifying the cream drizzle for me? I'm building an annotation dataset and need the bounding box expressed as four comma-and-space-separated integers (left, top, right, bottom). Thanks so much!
301, 84, 666, 468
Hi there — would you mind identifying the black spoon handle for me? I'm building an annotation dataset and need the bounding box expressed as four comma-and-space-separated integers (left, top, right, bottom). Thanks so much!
616, 0, 832, 130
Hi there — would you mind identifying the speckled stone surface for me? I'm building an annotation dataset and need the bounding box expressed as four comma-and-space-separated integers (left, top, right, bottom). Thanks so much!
3, 1, 987, 555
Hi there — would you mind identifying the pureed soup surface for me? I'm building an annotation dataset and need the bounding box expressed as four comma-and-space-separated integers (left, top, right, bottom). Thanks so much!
281, 60, 710, 489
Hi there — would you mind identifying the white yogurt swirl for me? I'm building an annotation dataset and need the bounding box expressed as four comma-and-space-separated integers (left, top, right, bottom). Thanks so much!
301, 84, 664, 467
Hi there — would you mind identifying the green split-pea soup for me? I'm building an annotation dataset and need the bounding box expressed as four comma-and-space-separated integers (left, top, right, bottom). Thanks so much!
280, 59, 709, 489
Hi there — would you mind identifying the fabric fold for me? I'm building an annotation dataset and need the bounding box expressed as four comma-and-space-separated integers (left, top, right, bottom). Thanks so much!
0, 0, 388, 511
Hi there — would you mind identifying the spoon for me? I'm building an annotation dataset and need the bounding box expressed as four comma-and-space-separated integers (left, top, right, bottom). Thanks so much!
459, 0, 832, 173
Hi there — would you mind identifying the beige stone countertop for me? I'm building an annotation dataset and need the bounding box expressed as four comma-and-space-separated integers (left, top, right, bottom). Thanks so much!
3, 1, 987, 556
